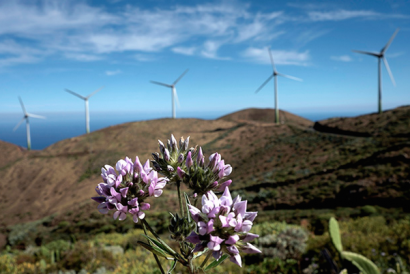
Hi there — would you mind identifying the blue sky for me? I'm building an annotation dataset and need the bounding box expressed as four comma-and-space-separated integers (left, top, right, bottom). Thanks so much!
0, 0, 409, 121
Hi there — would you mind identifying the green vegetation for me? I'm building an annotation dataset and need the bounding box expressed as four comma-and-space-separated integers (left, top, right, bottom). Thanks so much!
1, 215, 409, 273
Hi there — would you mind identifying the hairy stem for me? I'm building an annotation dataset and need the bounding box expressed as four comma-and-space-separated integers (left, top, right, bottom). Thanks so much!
142, 220, 165, 274
176, 180, 184, 216
200, 251, 213, 269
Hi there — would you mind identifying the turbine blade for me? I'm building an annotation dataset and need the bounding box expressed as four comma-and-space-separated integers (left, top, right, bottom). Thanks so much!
18, 97, 27, 114
268, 47, 276, 72
87, 86, 104, 99
173, 69, 189, 85
383, 57, 396, 86
352, 50, 380, 57
255, 75, 274, 94
150, 81, 172, 88
65, 89, 86, 100
174, 89, 181, 109
381, 28, 399, 54
13, 117, 25, 131
27, 113, 46, 119
276, 72, 303, 82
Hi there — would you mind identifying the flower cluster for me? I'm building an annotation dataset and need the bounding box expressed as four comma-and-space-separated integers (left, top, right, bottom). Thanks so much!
92, 156, 168, 223
177, 149, 233, 195
151, 135, 192, 181
91, 134, 261, 270
186, 187, 261, 267
151, 135, 233, 196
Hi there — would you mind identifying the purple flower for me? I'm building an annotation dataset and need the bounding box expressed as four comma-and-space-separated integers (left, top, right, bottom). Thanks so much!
208, 235, 224, 251
113, 203, 128, 221
187, 187, 260, 267
177, 167, 185, 180
93, 156, 168, 223
186, 151, 193, 168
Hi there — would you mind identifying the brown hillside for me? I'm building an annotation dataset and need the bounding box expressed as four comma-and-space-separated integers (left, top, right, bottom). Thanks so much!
0, 107, 409, 230
218, 108, 313, 127
315, 105, 410, 137
0, 140, 25, 168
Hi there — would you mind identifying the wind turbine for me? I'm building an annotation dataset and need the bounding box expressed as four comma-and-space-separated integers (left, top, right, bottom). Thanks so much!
352, 28, 399, 114
64, 86, 104, 134
255, 48, 302, 124
13, 97, 45, 150
150, 69, 189, 119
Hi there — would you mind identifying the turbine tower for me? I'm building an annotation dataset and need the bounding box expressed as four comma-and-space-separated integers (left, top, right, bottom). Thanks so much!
13, 97, 45, 150
64, 86, 104, 134
255, 48, 302, 124
150, 69, 189, 119
352, 28, 399, 114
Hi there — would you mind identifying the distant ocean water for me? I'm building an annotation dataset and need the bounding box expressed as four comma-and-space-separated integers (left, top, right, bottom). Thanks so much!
0, 110, 365, 150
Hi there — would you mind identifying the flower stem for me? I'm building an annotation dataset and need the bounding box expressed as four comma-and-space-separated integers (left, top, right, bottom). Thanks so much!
200, 251, 213, 269
176, 180, 184, 216
142, 220, 165, 274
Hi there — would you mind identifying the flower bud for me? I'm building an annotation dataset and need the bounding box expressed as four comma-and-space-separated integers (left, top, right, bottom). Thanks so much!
158, 140, 165, 154
167, 139, 172, 151
152, 152, 160, 162
140, 203, 150, 210
208, 153, 218, 170
183, 136, 190, 151
179, 136, 185, 149
197, 147, 203, 164
178, 153, 184, 163
152, 161, 162, 171
167, 165, 174, 172
186, 151, 193, 168
171, 134, 178, 151
164, 148, 171, 161
177, 167, 186, 180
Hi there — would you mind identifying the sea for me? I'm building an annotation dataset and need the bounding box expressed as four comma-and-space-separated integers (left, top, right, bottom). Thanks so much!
0, 110, 364, 150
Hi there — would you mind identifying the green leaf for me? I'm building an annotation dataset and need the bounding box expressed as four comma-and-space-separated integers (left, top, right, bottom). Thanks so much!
167, 259, 177, 274
342, 251, 380, 274
137, 241, 173, 259
193, 248, 209, 259
141, 234, 177, 256
204, 254, 229, 271
184, 192, 192, 223
329, 217, 343, 252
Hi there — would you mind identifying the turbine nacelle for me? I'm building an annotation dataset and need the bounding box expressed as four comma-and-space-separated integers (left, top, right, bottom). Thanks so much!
13, 97, 46, 150
352, 28, 399, 113
150, 69, 188, 119
254, 48, 302, 124
64, 86, 104, 134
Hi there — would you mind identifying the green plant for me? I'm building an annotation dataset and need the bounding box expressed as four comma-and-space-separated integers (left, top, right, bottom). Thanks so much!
329, 217, 380, 274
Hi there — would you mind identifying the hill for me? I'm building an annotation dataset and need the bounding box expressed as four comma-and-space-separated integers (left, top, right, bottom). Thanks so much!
219, 108, 312, 127
314, 105, 410, 137
0, 107, 409, 243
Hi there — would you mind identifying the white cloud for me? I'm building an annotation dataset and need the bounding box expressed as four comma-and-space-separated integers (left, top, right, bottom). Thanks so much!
331, 55, 353, 62
242, 47, 310, 66
201, 40, 230, 60
0, 1, 283, 66
307, 9, 407, 21
1, 1, 406, 68
133, 54, 156, 61
65, 53, 102, 61
105, 69, 122, 76
172, 47, 197, 56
